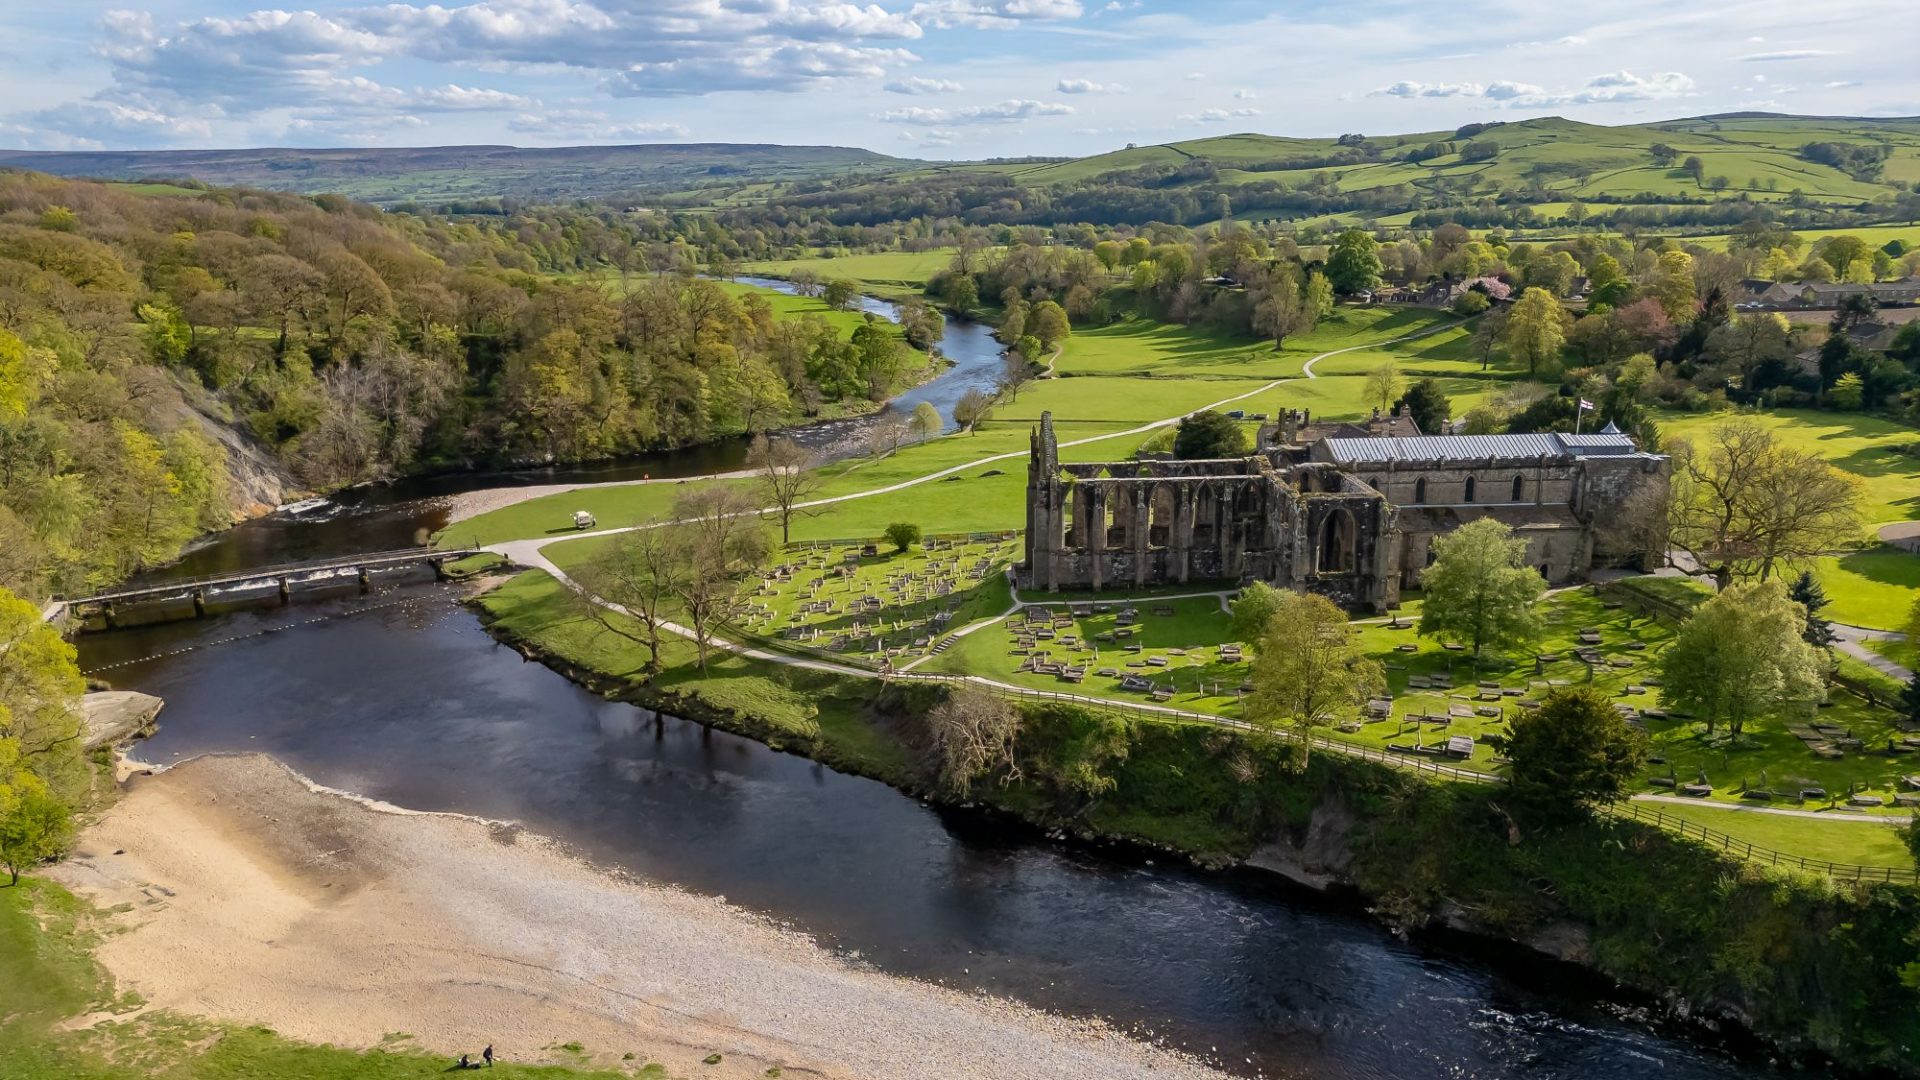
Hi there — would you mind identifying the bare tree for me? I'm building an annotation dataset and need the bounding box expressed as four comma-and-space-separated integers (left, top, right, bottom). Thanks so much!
747, 433, 821, 545
569, 522, 681, 673
866, 412, 912, 459
952, 388, 993, 434
925, 687, 1022, 796
996, 350, 1033, 403
669, 486, 770, 671
1667, 421, 1866, 586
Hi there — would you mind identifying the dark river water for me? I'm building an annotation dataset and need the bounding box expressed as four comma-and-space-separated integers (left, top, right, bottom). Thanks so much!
74, 286, 1803, 1080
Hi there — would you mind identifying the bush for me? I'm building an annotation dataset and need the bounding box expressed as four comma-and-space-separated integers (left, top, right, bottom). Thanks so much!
884, 522, 921, 552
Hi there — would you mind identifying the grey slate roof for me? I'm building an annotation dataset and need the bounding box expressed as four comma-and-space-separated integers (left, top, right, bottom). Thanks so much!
1319, 431, 1640, 465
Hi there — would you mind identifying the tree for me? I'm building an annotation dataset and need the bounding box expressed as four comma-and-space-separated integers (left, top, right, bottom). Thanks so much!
1172, 410, 1248, 459
1325, 229, 1384, 295
996, 350, 1034, 403
941, 273, 978, 313
885, 521, 922, 552
1787, 569, 1837, 647
1027, 300, 1070, 351
1501, 688, 1647, 824
668, 486, 769, 671
821, 279, 859, 311
1418, 519, 1545, 660
909, 401, 942, 442
952, 388, 993, 434
1666, 421, 1866, 585
1453, 289, 1491, 317
1304, 272, 1335, 320
1660, 579, 1824, 739
0, 587, 86, 802
925, 687, 1021, 796
1229, 581, 1285, 643
1245, 591, 1384, 764
1393, 378, 1451, 436
1650, 250, 1697, 321
1901, 672, 1920, 730
1252, 273, 1315, 348
1471, 308, 1507, 369
1363, 361, 1403, 415
867, 412, 912, 458
568, 523, 682, 673
1501, 287, 1567, 377
0, 782, 70, 886
747, 433, 821, 545
1683, 155, 1706, 184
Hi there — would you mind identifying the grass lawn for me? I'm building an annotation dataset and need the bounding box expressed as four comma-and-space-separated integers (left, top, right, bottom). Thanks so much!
0, 876, 637, 1079
1055, 306, 1458, 379
1627, 802, 1915, 871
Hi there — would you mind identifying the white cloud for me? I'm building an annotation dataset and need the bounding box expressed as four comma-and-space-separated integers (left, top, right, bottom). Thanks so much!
506, 110, 688, 142
878, 98, 1074, 124
1181, 106, 1260, 123
1373, 71, 1691, 107
1737, 49, 1837, 62
1825, 79, 1863, 89
885, 76, 964, 94
1182, 71, 1205, 81
1056, 78, 1122, 94
1233, 88, 1257, 100
908, 0, 1084, 30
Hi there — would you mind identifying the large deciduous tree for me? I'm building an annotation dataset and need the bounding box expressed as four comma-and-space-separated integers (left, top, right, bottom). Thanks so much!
1665, 420, 1865, 585
747, 433, 820, 545
1417, 519, 1545, 660
1172, 410, 1248, 459
1660, 579, 1823, 738
1246, 590, 1383, 764
1325, 229, 1384, 295
668, 486, 769, 671
569, 521, 682, 674
1500, 287, 1568, 377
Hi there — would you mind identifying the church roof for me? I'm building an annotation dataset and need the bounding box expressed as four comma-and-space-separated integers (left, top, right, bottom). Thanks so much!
1318, 430, 1642, 465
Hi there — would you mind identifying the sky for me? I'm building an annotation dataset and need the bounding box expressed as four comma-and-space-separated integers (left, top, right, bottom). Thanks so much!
0, 0, 1916, 158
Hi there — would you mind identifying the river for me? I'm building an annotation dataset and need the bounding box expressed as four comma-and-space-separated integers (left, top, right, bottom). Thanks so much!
72, 284, 1804, 1080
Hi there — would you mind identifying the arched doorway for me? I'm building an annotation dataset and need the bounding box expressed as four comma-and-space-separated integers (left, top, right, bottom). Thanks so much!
1317, 509, 1355, 573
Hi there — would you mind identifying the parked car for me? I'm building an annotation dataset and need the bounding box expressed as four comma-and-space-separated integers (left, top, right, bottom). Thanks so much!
573, 510, 597, 529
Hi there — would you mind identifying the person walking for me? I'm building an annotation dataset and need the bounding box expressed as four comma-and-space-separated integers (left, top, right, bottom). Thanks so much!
483, 1044, 494, 1067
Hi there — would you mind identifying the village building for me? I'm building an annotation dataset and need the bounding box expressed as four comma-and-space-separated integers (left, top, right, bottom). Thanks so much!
1017, 411, 1668, 610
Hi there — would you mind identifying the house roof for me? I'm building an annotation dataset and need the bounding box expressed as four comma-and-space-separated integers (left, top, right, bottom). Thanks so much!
1317, 431, 1643, 465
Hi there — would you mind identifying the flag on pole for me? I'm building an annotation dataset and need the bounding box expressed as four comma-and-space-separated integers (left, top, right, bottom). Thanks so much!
1577, 398, 1594, 411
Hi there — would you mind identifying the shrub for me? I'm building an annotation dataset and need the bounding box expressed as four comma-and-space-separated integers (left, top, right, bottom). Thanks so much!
884, 522, 921, 552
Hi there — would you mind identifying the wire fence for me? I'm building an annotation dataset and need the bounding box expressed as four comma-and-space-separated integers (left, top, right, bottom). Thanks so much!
1603, 801, 1918, 884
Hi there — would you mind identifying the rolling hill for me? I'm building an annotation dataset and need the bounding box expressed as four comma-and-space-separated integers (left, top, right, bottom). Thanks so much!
0, 142, 918, 205
3, 113, 1916, 224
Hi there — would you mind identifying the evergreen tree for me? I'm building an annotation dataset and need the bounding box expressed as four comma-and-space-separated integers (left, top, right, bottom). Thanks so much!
1787, 569, 1836, 647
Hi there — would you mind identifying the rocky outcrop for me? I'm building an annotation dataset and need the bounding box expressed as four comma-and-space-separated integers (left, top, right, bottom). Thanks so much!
82, 691, 163, 750
1244, 789, 1357, 889
169, 372, 303, 518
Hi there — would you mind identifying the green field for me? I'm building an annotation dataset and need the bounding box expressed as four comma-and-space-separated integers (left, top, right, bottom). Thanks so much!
739, 249, 962, 294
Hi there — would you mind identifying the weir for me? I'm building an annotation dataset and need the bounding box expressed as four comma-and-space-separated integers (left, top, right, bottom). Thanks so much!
54, 547, 480, 630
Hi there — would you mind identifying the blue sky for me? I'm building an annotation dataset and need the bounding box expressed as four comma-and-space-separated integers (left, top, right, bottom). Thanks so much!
1, 0, 1914, 156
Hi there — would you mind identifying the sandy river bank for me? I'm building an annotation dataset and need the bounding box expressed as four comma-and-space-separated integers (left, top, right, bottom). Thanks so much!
52, 753, 1225, 1079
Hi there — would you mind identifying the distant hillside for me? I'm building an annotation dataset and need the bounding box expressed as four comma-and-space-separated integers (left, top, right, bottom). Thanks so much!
0, 142, 918, 206
966, 114, 1920, 207
4, 113, 1917, 225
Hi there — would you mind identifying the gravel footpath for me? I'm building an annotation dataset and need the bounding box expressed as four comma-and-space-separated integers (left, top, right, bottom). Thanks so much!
54, 754, 1227, 1080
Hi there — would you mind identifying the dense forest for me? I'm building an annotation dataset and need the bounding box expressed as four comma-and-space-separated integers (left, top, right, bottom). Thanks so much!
0, 172, 926, 600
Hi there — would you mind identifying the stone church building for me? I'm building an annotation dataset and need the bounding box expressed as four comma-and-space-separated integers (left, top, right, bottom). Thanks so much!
1017, 409, 1667, 610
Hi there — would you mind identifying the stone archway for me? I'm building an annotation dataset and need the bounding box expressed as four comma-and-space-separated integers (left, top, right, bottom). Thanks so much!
1317, 508, 1356, 573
